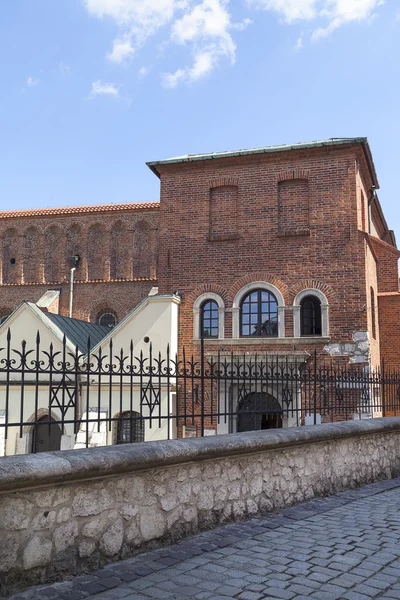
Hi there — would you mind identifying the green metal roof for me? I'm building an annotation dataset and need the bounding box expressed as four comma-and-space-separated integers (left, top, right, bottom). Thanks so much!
147, 137, 378, 188
45, 313, 110, 353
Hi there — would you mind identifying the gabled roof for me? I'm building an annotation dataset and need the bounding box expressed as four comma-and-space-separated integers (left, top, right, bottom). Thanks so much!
89, 293, 181, 354
0, 302, 111, 353
147, 138, 379, 188
45, 313, 110, 353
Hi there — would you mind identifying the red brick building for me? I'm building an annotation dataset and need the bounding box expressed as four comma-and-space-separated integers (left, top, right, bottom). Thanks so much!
1, 137, 399, 373
147, 138, 399, 373
0, 202, 159, 326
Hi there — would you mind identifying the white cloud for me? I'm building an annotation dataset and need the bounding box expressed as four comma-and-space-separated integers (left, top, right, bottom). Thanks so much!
85, 0, 180, 58
89, 80, 120, 98
163, 68, 186, 87
84, 0, 384, 86
397, 8, 400, 20
85, 0, 239, 85
312, 0, 384, 40
295, 35, 303, 49
107, 35, 135, 63
232, 17, 253, 30
246, 0, 318, 22
27, 76, 39, 87
60, 63, 71, 76
164, 0, 236, 85
139, 66, 150, 76
248, 0, 383, 39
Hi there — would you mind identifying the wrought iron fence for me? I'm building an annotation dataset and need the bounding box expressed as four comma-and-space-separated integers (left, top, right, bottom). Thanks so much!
0, 330, 399, 455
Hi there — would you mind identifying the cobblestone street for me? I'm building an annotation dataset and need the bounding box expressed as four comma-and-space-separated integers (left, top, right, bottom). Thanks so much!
9, 477, 400, 600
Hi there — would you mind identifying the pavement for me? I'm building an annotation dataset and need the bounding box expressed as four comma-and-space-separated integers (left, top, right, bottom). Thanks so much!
8, 477, 400, 600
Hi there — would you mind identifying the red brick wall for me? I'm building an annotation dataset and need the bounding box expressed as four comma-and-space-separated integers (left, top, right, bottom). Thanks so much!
0, 205, 159, 323
379, 294, 400, 370
368, 237, 400, 294
157, 144, 370, 356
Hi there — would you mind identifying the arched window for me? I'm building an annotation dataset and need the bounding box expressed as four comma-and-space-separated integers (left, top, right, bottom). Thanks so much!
116, 411, 144, 444
193, 293, 225, 340
293, 289, 329, 338
300, 295, 322, 336
240, 289, 278, 338
24, 227, 41, 283
200, 300, 219, 338
97, 310, 118, 328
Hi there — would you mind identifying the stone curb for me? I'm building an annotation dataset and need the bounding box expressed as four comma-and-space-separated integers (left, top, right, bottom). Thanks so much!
1, 418, 400, 493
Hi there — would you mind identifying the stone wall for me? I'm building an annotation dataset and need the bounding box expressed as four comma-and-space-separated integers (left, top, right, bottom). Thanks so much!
2, 418, 400, 595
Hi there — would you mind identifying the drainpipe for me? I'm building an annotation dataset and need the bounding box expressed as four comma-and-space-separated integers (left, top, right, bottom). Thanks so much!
69, 267, 76, 319
69, 255, 80, 318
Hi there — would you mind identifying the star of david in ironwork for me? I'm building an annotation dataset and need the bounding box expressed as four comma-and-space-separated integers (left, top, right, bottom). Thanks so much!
281, 382, 293, 407
141, 380, 161, 415
50, 383, 76, 417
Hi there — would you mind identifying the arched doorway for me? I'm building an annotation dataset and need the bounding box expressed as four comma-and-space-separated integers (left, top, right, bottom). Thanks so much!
32, 415, 62, 453
237, 392, 283, 432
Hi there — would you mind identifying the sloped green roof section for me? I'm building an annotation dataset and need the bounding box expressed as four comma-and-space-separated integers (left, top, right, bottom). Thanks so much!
147, 137, 378, 187
46, 313, 110, 353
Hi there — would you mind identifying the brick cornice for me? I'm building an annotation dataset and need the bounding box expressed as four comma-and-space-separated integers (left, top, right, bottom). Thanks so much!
366, 233, 400, 258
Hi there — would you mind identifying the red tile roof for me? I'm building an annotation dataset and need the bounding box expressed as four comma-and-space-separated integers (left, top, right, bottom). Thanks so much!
0, 202, 160, 220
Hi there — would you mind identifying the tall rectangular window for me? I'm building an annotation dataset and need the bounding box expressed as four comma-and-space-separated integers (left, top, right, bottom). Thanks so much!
209, 186, 238, 239
278, 179, 309, 233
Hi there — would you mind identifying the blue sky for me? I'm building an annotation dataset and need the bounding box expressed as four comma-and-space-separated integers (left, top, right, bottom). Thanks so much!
0, 0, 399, 237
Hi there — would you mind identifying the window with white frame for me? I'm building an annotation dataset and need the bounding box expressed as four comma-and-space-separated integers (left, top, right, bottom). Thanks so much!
232, 282, 286, 338
193, 293, 225, 340
293, 289, 329, 338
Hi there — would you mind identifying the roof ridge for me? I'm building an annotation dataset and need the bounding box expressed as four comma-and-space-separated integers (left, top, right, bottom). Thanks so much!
0, 201, 160, 220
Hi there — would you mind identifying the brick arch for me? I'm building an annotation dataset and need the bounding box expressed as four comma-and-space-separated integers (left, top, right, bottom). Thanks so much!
289, 279, 336, 304
110, 220, 128, 279
65, 223, 83, 278
133, 220, 156, 278
23, 226, 41, 283
228, 273, 289, 305
87, 223, 107, 280
209, 176, 240, 188
277, 169, 310, 182
88, 298, 125, 324
44, 225, 63, 283
187, 283, 229, 306
2, 228, 19, 284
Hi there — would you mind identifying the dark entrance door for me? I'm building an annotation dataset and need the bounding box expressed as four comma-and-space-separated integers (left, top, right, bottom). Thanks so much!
238, 392, 283, 432
32, 415, 62, 453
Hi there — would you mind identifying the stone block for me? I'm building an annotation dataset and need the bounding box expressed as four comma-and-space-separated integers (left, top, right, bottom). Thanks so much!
23, 536, 53, 570
72, 486, 114, 517
140, 508, 166, 542
54, 521, 79, 554
0, 533, 20, 572
100, 519, 124, 557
